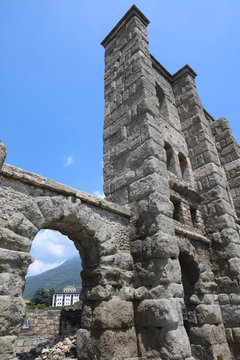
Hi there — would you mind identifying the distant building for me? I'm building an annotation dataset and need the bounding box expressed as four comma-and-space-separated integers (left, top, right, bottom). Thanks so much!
63, 285, 76, 293
52, 288, 80, 307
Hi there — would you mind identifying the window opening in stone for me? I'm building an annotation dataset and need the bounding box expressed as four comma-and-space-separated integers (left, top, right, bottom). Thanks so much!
164, 142, 176, 174
170, 197, 181, 222
190, 206, 197, 226
178, 153, 188, 181
179, 253, 199, 337
156, 83, 165, 110
22, 318, 29, 329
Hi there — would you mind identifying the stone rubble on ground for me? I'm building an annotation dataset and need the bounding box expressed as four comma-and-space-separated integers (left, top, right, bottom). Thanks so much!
17, 335, 77, 360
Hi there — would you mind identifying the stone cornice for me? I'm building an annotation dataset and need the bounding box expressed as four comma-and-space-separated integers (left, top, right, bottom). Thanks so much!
101, 5, 150, 48
151, 55, 197, 85
172, 64, 197, 81
0, 164, 131, 218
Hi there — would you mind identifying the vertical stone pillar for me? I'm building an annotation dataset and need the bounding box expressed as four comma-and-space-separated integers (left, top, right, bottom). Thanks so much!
173, 67, 240, 358
211, 116, 240, 219
0, 228, 34, 360
0, 159, 38, 360
102, 6, 193, 359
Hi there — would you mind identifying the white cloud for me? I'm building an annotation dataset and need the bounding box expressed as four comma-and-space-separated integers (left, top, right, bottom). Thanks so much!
27, 260, 61, 277
26, 229, 79, 277
92, 190, 105, 198
63, 156, 74, 166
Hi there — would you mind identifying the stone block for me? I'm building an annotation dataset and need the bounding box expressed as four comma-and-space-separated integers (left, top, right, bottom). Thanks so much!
232, 327, 240, 343
0, 335, 16, 356
0, 272, 25, 296
0, 296, 26, 336
76, 327, 138, 360
218, 294, 230, 305
0, 248, 34, 276
221, 304, 240, 327
229, 293, 240, 305
196, 304, 222, 325
135, 299, 179, 327
80, 285, 112, 301
189, 324, 226, 346
82, 299, 134, 329
229, 257, 240, 275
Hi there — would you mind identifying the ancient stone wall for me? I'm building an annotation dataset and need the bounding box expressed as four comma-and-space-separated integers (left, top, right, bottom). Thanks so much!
0, 4, 240, 360
102, 7, 193, 360
16, 309, 81, 354
0, 161, 136, 360
101, 5, 240, 360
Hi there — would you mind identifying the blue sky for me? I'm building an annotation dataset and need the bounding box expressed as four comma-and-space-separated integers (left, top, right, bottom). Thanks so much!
1, 1, 239, 275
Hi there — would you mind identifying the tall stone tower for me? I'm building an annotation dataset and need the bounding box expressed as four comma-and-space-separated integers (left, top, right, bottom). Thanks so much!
102, 5, 240, 360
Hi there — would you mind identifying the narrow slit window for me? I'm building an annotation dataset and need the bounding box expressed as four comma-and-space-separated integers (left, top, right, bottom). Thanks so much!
171, 197, 181, 222
178, 153, 188, 181
164, 142, 175, 174
156, 83, 165, 111
190, 206, 197, 226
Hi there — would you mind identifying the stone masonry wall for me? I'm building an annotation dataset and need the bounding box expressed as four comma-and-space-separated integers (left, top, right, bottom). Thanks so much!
16, 309, 81, 354
0, 5, 240, 360
173, 67, 240, 359
211, 117, 240, 219
102, 5, 240, 360
102, 6, 195, 360
0, 161, 137, 360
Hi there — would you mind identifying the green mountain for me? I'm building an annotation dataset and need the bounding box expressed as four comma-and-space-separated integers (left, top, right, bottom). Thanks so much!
23, 256, 82, 300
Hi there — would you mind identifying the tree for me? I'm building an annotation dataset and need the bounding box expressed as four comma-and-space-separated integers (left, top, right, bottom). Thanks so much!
31, 288, 49, 305
48, 288, 55, 306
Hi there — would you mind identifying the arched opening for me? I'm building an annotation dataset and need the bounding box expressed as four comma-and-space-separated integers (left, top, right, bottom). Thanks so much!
156, 82, 165, 111
178, 153, 189, 181
179, 253, 200, 336
1, 191, 135, 360
23, 229, 81, 306
17, 229, 84, 357
164, 142, 176, 175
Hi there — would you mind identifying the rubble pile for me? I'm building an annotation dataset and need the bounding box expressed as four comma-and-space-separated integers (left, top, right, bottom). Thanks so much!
17, 335, 77, 360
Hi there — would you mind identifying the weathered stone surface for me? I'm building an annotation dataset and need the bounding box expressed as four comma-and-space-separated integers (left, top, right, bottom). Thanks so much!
196, 304, 222, 325
0, 273, 25, 296
0, 4, 239, 360
135, 299, 180, 327
0, 296, 26, 336
0, 335, 16, 357
76, 327, 138, 360
81, 299, 134, 329
189, 324, 227, 346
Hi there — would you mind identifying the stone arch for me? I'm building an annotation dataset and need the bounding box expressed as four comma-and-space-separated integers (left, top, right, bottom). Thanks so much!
177, 238, 229, 359
0, 173, 136, 360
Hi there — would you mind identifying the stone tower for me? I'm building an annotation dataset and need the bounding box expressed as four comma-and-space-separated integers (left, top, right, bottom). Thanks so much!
0, 5, 240, 360
101, 5, 240, 360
